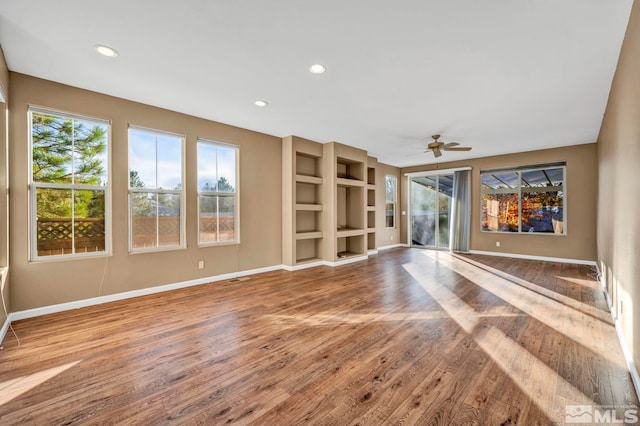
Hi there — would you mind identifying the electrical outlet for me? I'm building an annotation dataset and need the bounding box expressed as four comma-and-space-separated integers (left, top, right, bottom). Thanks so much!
198, 260, 205, 269
496, 241, 501, 247
620, 300, 623, 314
390, 235, 393, 240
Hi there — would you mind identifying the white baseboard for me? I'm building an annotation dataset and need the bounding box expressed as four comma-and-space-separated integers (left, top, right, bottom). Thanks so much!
377, 243, 408, 251
595, 266, 640, 398
282, 261, 325, 271
468, 250, 597, 267
367, 249, 379, 255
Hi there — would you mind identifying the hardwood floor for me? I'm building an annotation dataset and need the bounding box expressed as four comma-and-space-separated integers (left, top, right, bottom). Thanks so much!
0, 248, 638, 425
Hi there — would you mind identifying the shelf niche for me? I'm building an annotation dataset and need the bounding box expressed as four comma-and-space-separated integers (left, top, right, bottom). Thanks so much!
297, 152, 322, 178
367, 167, 375, 185
296, 181, 321, 206
337, 235, 364, 259
296, 210, 321, 233
367, 210, 375, 229
367, 232, 376, 250
296, 238, 322, 264
336, 157, 364, 181
337, 185, 364, 231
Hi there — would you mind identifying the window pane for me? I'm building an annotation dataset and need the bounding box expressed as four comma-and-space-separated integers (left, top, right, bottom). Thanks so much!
482, 171, 519, 190
36, 187, 72, 256
521, 167, 563, 188
438, 178, 453, 248
32, 112, 108, 186
197, 143, 217, 191
129, 129, 157, 189
131, 193, 157, 249
199, 195, 218, 243
219, 196, 235, 241
481, 193, 519, 232
385, 176, 396, 203
411, 179, 436, 246
522, 191, 564, 233
73, 119, 109, 186
74, 189, 106, 253
385, 202, 395, 228
157, 134, 182, 190
158, 193, 181, 247
217, 146, 236, 192
32, 112, 73, 184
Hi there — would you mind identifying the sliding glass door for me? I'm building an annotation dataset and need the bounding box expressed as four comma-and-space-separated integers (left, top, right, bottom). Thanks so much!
410, 174, 453, 249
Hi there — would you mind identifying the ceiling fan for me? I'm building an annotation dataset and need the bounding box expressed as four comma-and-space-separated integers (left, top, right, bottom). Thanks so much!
425, 134, 472, 158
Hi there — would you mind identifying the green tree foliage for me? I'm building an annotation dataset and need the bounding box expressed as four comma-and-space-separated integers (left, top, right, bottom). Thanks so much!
32, 112, 107, 218
199, 178, 235, 216
129, 170, 145, 188
129, 170, 153, 217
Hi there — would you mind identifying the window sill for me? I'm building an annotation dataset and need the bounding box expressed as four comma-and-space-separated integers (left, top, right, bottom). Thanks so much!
30, 252, 111, 263
198, 240, 239, 248
129, 245, 186, 255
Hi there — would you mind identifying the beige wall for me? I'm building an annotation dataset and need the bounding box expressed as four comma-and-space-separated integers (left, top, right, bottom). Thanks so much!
0, 46, 9, 324
9, 73, 282, 312
375, 162, 401, 248
597, 0, 640, 380
400, 143, 598, 261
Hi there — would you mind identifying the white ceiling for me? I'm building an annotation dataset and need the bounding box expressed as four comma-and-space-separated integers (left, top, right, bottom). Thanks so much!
0, 1, 633, 167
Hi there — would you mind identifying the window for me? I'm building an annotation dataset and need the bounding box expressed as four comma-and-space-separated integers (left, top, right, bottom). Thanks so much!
29, 107, 110, 259
197, 140, 238, 245
481, 163, 565, 234
385, 175, 397, 228
128, 127, 184, 251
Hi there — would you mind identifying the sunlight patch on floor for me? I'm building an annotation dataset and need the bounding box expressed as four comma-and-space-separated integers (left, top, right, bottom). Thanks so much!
423, 251, 624, 369
450, 253, 611, 323
265, 307, 525, 327
402, 261, 594, 422
0, 360, 82, 406
555, 276, 603, 291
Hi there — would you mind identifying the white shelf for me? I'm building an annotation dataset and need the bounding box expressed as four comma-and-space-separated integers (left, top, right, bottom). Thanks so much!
366, 206, 375, 211
296, 231, 323, 240
296, 174, 323, 185
296, 203, 323, 211
336, 228, 365, 237
336, 177, 364, 187
296, 257, 322, 265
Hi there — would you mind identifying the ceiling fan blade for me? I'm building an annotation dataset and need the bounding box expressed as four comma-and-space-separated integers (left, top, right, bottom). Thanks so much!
442, 142, 459, 149
433, 149, 442, 158
443, 147, 472, 151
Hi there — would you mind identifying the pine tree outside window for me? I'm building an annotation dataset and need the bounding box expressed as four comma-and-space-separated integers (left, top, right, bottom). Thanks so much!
29, 107, 110, 260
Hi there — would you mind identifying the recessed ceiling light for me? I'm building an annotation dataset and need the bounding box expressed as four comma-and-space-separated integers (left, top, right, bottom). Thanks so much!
95, 45, 119, 57
254, 100, 268, 107
309, 64, 326, 74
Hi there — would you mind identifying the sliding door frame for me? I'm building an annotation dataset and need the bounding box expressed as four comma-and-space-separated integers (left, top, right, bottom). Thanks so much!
405, 167, 472, 250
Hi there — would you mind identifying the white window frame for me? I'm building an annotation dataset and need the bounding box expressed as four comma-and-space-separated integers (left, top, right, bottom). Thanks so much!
197, 139, 239, 246
385, 175, 397, 229
28, 106, 111, 261
128, 126, 185, 253
480, 163, 566, 235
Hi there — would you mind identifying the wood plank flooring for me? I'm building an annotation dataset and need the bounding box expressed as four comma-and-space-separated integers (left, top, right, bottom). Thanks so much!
0, 248, 638, 425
